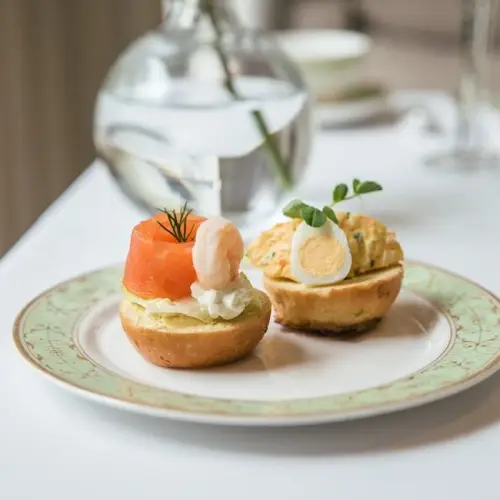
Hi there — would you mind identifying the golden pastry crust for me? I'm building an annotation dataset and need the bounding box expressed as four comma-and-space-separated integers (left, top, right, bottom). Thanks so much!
119, 290, 271, 369
263, 264, 403, 333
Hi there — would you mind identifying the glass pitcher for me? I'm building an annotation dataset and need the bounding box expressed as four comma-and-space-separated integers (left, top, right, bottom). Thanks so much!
93, 0, 312, 231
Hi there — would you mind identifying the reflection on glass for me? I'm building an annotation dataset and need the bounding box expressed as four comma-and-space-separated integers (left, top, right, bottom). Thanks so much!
426, 0, 499, 170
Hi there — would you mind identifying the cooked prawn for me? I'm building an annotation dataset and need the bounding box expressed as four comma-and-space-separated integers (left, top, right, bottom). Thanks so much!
192, 217, 244, 290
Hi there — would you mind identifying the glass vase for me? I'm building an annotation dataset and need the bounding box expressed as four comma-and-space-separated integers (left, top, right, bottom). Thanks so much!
93, 0, 312, 232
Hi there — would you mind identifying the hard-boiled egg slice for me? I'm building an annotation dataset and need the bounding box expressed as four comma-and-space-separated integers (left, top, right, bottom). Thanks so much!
291, 219, 352, 286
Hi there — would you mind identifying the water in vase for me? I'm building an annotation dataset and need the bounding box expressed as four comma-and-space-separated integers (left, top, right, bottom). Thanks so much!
94, 73, 309, 228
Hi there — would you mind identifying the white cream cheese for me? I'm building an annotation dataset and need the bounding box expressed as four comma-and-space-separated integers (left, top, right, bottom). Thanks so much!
124, 273, 253, 322
190, 274, 253, 320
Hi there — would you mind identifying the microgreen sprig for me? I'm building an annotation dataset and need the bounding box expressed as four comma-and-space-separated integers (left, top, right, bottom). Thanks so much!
156, 202, 196, 243
282, 179, 382, 228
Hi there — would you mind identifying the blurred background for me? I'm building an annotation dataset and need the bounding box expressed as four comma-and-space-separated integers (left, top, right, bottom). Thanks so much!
1, 0, 500, 256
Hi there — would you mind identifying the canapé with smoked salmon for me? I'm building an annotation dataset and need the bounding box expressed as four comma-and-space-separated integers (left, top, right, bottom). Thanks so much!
120, 205, 271, 369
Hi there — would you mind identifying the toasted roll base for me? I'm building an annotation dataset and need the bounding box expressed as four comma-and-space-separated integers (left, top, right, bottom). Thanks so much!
119, 290, 271, 369
263, 264, 403, 334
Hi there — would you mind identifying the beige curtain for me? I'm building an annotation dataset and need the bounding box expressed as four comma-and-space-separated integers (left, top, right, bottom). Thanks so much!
0, 0, 160, 256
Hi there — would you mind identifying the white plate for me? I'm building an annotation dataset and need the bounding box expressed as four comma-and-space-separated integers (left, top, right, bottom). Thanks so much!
13, 261, 500, 426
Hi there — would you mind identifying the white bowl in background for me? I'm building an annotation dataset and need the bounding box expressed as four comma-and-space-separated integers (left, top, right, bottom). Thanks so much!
275, 29, 372, 100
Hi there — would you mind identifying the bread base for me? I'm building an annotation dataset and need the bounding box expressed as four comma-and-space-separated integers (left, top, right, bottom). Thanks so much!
119, 290, 271, 369
284, 318, 382, 336
264, 264, 403, 334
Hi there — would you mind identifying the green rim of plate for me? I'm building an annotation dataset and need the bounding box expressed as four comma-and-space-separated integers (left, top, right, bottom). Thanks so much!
13, 261, 500, 421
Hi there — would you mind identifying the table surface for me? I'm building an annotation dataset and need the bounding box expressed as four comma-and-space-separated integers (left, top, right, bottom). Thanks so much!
2, 93, 500, 500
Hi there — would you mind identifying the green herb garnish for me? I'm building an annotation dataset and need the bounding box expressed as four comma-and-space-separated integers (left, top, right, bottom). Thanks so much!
356, 181, 383, 195
322, 206, 338, 224
333, 183, 348, 203
282, 199, 309, 219
301, 206, 326, 228
156, 202, 196, 243
282, 178, 382, 228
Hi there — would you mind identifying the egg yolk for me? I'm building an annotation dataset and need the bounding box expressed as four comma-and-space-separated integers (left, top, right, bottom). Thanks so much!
299, 235, 346, 277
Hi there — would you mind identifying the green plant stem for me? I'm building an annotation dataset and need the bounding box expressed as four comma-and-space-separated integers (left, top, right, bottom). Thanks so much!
203, 1, 292, 190
329, 194, 358, 207
325, 195, 361, 225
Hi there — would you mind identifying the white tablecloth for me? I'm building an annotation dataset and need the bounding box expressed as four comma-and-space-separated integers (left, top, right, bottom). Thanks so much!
1, 92, 500, 500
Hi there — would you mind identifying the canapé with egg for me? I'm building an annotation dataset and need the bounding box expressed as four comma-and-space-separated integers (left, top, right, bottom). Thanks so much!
247, 180, 404, 333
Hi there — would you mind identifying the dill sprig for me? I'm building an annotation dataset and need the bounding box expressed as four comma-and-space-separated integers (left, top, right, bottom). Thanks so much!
156, 202, 196, 242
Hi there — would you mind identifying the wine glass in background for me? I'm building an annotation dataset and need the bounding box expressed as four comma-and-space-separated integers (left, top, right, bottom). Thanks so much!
425, 0, 500, 170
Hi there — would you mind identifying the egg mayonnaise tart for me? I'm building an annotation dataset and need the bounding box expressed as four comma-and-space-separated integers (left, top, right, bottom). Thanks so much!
247, 179, 404, 333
